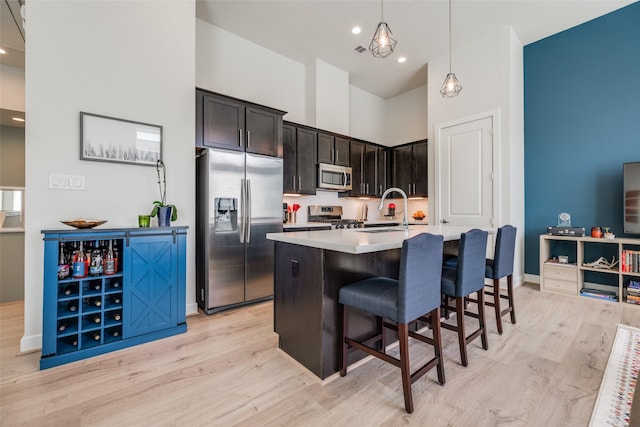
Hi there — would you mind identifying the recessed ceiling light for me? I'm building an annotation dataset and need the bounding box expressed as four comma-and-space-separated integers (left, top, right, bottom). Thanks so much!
0, 48, 7, 55
12, 117, 25, 122
352, 26, 361, 35
397, 57, 407, 63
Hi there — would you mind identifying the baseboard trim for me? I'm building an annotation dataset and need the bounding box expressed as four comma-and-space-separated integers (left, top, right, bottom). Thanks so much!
20, 333, 42, 353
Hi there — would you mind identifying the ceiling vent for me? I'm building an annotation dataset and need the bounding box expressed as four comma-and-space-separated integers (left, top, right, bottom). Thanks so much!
352, 45, 368, 56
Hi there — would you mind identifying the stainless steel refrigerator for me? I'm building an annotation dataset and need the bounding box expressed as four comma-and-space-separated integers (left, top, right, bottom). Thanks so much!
196, 148, 283, 314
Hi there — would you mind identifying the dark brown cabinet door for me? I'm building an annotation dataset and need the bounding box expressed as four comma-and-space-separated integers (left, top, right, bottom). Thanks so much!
393, 145, 413, 195
296, 128, 317, 195
364, 144, 377, 196
317, 132, 334, 164
203, 95, 244, 152
375, 147, 389, 197
245, 106, 281, 157
283, 125, 297, 193
412, 141, 428, 197
334, 137, 350, 166
350, 140, 365, 196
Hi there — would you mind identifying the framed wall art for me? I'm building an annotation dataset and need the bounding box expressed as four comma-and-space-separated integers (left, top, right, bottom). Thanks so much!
80, 112, 162, 166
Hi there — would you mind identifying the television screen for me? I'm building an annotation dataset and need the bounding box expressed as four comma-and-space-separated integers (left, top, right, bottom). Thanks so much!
624, 162, 640, 234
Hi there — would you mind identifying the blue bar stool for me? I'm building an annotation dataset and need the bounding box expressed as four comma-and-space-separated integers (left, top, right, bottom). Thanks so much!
339, 233, 445, 413
439, 229, 489, 367
444, 225, 517, 334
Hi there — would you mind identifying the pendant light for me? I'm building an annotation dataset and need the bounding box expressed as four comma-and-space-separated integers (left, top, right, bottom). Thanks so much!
440, 0, 462, 97
369, 0, 397, 58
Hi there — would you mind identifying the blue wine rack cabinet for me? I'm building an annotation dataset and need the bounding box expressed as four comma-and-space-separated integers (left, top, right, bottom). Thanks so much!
40, 226, 188, 369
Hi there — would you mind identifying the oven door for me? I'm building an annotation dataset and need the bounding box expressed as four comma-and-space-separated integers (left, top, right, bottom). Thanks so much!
317, 163, 352, 191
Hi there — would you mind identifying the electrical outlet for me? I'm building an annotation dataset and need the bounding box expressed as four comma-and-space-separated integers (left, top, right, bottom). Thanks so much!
49, 174, 85, 190
291, 260, 299, 278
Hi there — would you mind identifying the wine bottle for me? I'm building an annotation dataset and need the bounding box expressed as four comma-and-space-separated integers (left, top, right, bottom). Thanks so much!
57, 242, 69, 279
62, 284, 75, 296
111, 281, 121, 289
66, 300, 78, 312
58, 321, 67, 332
111, 311, 122, 321
89, 240, 104, 276
104, 240, 116, 275
92, 282, 102, 291
61, 336, 78, 347
85, 297, 102, 307
110, 329, 120, 337
72, 242, 87, 278
90, 331, 101, 341
89, 314, 101, 324
110, 295, 121, 305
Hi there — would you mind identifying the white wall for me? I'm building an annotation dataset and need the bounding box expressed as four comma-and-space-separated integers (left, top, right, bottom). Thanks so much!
427, 25, 525, 284
349, 85, 386, 144
385, 83, 428, 146
312, 59, 349, 135
0, 64, 25, 111
196, 20, 306, 124
22, 0, 196, 352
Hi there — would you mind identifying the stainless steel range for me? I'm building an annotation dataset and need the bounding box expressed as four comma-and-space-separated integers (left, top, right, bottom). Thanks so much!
307, 205, 364, 229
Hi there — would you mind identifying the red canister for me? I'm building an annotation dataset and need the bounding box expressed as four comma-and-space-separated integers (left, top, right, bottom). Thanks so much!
591, 227, 602, 238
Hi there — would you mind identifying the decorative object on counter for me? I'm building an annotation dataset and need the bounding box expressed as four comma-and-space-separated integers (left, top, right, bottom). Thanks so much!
60, 218, 107, 229
150, 159, 177, 227
412, 210, 426, 221
604, 231, 615, 239
369, 0, 396, 58
558, 212, 572, 227
286, 203, 300, 224
387, 203, 396, 217
138, 214, 150, 228
440, 0, 462, 97
80, 112, 162, 167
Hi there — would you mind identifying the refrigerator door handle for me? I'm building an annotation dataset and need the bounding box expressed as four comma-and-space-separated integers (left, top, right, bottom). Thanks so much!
239, 178, 246, 243
246, 179, 252, 243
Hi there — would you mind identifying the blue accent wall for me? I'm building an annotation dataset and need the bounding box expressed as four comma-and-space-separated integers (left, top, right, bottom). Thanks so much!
524, 1, 640, 275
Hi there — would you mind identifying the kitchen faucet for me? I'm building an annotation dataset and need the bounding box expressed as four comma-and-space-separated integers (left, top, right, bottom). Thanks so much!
378, 187, 409, 230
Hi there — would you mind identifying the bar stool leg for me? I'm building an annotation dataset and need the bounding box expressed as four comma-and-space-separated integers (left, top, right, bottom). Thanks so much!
455, 297, 468, 367
507, 275, 516, 324
478, 289, 488, 350
493, 278, 503, 334
431, 307, 445, 385
398, 322, 413, 413
340, 304, 348, 377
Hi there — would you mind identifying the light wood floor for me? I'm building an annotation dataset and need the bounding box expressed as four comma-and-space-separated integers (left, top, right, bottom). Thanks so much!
2, 283, 639, 426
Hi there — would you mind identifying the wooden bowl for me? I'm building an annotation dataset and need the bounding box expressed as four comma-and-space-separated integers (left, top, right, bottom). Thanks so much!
60, 219, 107, 229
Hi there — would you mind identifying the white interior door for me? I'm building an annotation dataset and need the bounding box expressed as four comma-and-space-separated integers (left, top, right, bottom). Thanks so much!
438, 116, 494, 228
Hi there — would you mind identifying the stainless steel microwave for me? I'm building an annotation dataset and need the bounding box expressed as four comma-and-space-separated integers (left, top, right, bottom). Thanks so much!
317, 163, 352, 191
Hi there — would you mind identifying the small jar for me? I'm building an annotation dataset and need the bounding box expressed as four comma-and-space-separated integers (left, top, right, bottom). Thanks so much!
591, 227, 602, 238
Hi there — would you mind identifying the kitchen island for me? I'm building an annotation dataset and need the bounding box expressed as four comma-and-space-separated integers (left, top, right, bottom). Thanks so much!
266, 225, 488, 379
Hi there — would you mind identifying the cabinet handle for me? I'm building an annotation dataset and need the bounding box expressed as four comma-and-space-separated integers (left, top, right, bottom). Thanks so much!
247, 130, 251, 148
331, 149, 334, 163
238, 129, 243, 147
292, 176, 296, 190
335, 149, 338, 163
379, 185, 382, 196
298, 176, 302, 190
366, 183, 369, 194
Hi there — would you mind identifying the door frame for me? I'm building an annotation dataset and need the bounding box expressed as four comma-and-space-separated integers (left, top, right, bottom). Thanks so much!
433, 109, 501, 228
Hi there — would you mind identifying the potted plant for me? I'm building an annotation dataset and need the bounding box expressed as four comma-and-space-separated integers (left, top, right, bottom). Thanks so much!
150, 159, 178, 227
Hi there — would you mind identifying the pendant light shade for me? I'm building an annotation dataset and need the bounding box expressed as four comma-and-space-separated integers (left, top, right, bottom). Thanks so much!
440, 72, 462, 98
369, 0, 396, 58
440, 0, 462, 97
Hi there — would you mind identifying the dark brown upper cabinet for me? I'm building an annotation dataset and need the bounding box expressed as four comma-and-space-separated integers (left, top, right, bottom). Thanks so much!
196, 89, 285, 157
350, 140, 389, 197
317, 132, 350, 166
283, 124, 316, 195
392, 140, 427, 197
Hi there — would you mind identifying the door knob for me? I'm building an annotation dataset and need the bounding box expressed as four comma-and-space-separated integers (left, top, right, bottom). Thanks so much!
441, 219, 450, 224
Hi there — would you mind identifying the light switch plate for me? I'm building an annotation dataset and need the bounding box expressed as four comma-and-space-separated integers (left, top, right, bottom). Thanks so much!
49, 174, 85, 190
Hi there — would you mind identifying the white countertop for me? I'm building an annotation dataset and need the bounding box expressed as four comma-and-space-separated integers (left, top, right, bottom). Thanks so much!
267, 225, 491, 254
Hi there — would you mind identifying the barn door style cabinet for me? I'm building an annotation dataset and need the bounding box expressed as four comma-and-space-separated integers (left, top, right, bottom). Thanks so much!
40, 226, 188, 369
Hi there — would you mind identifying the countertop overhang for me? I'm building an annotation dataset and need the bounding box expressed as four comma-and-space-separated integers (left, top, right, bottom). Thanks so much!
267, 225, 493, 254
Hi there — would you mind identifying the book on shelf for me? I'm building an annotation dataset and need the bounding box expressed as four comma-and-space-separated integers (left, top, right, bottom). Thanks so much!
580, 287, 618, 301
626, 298, 640, 305
621, 250, 640, 273
628, 280, 640, 290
